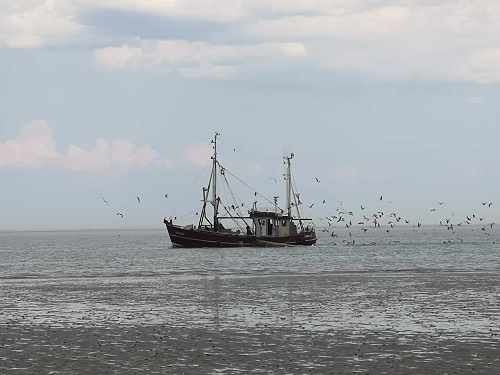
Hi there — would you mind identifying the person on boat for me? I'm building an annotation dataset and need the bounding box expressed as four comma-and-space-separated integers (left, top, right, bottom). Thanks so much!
246, 225, 253, 235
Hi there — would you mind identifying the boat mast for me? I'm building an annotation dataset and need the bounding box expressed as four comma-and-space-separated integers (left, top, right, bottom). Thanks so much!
285, 152, 294, 217
211, 132, 220, 230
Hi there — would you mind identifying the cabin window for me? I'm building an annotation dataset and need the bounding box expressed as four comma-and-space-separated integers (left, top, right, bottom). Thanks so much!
281, 220, 287, 226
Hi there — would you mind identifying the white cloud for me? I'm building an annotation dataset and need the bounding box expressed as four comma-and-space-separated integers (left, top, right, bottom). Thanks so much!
4, 1, 500, 83
82, 0, 248, 22
238, 1, 500, 83
182, 143, 213, 167
0, 1, 84, 48
241, 6, 411, 40
0, 120, 170, 171
93, 39, 307, 78
0, 120, 60, 167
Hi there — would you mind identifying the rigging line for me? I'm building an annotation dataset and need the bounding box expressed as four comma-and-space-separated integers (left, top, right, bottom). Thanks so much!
221, 163, 286, 210
175, 206, 204, 221
220, 204, 248, 231
221, 173, 238, 209
221, 172, 250, 227
172, 158, 211, 217
220, 168, 242, 208
224, 176, 246, 218
220, 172, 233, 221
290, 174, 304, 228
220, 169, 244, 227
219, 141, 281, 161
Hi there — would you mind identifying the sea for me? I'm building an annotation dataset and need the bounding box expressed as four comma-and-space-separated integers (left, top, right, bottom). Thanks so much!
1, 226, 499, 374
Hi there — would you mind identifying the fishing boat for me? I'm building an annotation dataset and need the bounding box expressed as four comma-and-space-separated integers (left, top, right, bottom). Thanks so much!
164, 133, 316, 248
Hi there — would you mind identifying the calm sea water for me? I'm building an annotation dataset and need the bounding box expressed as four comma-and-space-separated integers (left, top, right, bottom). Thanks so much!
0, 225, 499, 279
1, 226, 500, 373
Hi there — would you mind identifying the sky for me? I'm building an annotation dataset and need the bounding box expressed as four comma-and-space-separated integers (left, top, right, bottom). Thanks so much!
1, 0, 500, 231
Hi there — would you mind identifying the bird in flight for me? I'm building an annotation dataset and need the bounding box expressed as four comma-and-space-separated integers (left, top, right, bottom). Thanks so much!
360, 205, 365, 210
438, 202, 445, 205
379, 196, 383, 201
315, 177, 321, 183
269, 177, 278, 183
165, 194, 168, 198
136, 196, 141, 203
430, 208, 436, 212
116, 213, 123, 218
488, 202, 493, 208
101, 197, 109, 206
309, 203, 315, 208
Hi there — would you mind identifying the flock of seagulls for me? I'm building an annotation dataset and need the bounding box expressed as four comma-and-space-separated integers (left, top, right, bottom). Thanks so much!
303, 195, 496, 245
284, 176, 497, 245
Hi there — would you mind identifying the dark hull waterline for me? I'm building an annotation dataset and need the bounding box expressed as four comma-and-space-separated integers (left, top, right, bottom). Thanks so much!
164, 220, 316, 248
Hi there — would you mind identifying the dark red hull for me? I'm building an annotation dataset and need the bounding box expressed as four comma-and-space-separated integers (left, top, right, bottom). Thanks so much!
164, 219, 316, 248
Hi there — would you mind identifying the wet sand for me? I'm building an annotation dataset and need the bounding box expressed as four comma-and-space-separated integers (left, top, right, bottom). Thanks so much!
1, 270, 500, 374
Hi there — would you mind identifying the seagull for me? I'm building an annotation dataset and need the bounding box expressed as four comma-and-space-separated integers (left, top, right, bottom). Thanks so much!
309, 203, 315, 208
315, 177, 321, 183
322, 200, 326, 204
488, 202, 493, 208
269, 177, 278, 183
136, 196, 141, 203
101, 197, 109, 206
438, 202, 445, 205
430, 208, 436, 212
360, 205, 365, 210
379, 195, 383, 201
116, 213, 123, 218
164, 193, 168, 198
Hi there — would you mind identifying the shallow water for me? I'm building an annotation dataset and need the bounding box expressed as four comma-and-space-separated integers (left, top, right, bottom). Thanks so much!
1, 227, 499, 373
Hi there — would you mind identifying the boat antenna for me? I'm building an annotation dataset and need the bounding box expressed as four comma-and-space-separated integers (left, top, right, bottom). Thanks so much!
211, 132, 220, 231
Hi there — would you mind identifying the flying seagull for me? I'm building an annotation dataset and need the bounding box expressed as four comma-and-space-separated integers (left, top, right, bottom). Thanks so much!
101, 197, 109, 206
116, 213, 123, 218
309, 203, 315, 208
269, 177, 278, 183
136, 196, 141, 203
315, 177, 321, 183
379, 195, 383, 201
164, 193, 168, 198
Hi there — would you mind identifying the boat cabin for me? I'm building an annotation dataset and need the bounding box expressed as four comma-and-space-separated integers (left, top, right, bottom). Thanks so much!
249, 207, 298, 237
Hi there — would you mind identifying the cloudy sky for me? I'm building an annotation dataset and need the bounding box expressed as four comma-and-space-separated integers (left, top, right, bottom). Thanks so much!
1, 0, 500, 231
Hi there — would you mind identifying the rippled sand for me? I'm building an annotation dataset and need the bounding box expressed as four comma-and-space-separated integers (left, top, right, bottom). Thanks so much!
1, 270, 500, 374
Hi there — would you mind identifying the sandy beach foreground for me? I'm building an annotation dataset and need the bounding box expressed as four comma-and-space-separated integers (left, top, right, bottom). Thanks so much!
1, 270, 499, 374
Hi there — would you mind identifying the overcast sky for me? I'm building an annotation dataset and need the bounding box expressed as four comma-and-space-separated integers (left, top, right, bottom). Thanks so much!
1, 0, 500, 231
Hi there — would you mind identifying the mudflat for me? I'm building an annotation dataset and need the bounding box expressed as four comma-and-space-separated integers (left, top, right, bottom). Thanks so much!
1, 270, 499, 374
